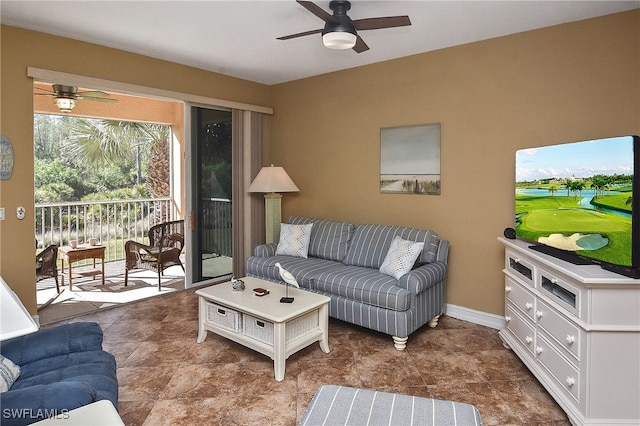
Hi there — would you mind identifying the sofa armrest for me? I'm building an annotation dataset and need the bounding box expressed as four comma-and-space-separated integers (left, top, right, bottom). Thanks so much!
253, 243, 277, 257
398, 261, 448, 295
0, 382, 97, 426
436, 239, 449, 264
0, 322, 103, 367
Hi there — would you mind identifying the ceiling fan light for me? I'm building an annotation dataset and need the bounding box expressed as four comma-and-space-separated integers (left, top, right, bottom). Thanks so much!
322, 31, 356, 50
53, 97, 76, 113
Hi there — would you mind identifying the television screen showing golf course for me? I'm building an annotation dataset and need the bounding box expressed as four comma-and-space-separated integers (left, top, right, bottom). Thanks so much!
515, 136, 634, 266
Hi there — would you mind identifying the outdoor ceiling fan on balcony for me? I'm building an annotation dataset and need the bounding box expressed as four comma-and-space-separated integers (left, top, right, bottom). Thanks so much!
277, 0, 411, 53
35, 84, 117, 113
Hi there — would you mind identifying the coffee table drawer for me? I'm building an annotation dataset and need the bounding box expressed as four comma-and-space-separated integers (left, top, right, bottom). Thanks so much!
206, 302, 241, 332
243, 310, 321, 346
244, 315, 274, 344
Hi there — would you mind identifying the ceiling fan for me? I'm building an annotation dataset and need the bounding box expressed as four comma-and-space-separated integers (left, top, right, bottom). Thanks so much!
35, 84, 117, 113
278, 1, 411, 53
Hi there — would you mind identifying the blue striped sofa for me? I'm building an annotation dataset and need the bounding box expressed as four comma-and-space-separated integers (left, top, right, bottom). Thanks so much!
246, 217, 449, 350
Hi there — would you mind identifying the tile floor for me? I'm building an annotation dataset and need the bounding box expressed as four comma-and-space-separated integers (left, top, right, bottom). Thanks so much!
47, 286, 571, 426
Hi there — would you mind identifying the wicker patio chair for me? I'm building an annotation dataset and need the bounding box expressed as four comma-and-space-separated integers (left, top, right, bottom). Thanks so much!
36, 244, 59, 293
124, 220, 185, 290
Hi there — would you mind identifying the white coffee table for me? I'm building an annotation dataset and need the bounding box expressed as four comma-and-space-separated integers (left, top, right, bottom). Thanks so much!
196, 277, 330, 381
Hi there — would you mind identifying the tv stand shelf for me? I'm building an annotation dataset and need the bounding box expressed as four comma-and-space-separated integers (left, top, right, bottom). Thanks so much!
498, 237, 640, 426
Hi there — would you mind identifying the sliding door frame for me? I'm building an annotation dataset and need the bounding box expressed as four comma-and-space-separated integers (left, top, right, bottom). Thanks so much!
28, 68, 272, 290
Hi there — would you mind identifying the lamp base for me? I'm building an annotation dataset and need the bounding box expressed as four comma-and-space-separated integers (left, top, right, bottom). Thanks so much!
280, 297, 294, 303
264, 193, 283, 244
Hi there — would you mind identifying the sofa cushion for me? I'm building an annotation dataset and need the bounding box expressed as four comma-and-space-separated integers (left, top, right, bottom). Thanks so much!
1, 322, 104, 367
289, 217, 355, 261
343, 224, 440, 268
380, 236, 424, 279
313, 266, 412, 311
15, 350, 116, 384
275, 223, 313, 258
0, 355, 20, 392
247, 255, 348, 289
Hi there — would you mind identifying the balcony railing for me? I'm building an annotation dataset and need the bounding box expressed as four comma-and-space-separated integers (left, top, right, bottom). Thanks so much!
201, 198, 233, 257
35, 198, 179, 262
35, 197, 234, 263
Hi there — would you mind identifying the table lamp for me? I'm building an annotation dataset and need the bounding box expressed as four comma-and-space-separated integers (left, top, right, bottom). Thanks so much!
248, 165, 299, 244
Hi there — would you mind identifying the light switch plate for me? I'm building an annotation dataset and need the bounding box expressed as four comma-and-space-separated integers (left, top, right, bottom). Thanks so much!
0, 208, 4, 220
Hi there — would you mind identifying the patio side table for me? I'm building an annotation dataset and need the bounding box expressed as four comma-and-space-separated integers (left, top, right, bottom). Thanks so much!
58, 244, 106, 290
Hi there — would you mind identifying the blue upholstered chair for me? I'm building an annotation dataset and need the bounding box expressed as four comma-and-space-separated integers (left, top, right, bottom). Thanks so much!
0, 322, 118, 426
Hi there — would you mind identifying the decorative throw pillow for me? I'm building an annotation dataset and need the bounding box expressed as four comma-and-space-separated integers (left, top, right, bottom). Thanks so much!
275, 223, 313, 258
379, 236, 424, 279
0, 355, 20, 392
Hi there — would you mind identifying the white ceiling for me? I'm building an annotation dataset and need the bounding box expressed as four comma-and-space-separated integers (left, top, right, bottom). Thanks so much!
2, 1, 638, 85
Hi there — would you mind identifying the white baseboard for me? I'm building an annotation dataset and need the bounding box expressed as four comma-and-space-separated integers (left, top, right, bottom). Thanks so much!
445, 303, 505, 330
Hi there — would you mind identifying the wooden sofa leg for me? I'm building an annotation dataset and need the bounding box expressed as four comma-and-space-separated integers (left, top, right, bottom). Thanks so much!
428, 314, 441, 328
392, 336, 408, 351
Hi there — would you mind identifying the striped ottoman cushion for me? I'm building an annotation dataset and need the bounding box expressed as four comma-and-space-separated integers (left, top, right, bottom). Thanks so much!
299, 385, 482, 426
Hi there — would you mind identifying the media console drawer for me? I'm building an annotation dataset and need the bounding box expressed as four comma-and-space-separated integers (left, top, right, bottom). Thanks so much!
538, 267, 581, 317
505, 303, 535, 355
505, 277, 536, 321
505, 249, 535, 287
536, 333, 580, 402
535, 299, 582, 361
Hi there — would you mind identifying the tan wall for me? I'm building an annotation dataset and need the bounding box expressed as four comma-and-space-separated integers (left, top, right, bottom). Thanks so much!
270, 11, 640, 315
0, 25, 272, 314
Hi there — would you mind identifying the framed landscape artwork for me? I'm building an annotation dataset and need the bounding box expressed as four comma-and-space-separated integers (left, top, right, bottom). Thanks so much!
380, 123, 441, 195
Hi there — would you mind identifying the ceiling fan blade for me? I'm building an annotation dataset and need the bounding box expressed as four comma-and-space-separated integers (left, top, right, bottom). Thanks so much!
277, 28, 323, 40
76, 90, 111, 98
77, 96, 118, 103
297, 1, 332, 22
353, 35, 369, 53
353, 15, 411, 31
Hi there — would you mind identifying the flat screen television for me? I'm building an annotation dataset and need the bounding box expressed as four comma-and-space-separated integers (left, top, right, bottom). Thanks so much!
515, 135, 639, 278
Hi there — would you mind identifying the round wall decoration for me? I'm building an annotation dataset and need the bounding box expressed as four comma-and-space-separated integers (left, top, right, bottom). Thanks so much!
0, 135, 14, 180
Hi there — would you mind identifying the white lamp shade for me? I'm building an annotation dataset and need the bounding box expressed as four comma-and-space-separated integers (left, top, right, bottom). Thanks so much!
248, 165, 299, 193
323, 31, 357, 50
1, 277, 38, 340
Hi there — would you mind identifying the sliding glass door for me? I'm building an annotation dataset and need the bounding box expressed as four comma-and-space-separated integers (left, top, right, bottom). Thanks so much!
190, 107, 233, 282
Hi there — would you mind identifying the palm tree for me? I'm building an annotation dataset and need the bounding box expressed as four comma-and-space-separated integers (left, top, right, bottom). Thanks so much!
573, 180, 585, 198
565, 180, 585, 199
66, 119, 170, 196
65, 119, 171, 222
590, 175, 610, 199
145, 127, 170, 198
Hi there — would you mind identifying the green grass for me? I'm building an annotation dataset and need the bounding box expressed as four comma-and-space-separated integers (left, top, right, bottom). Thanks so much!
516, 194, 632, 266
591, 194, 632, 213
516, 194, 582, 214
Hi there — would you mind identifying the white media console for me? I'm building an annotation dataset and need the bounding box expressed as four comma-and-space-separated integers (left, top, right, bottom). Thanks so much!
498, 237, 640, 426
